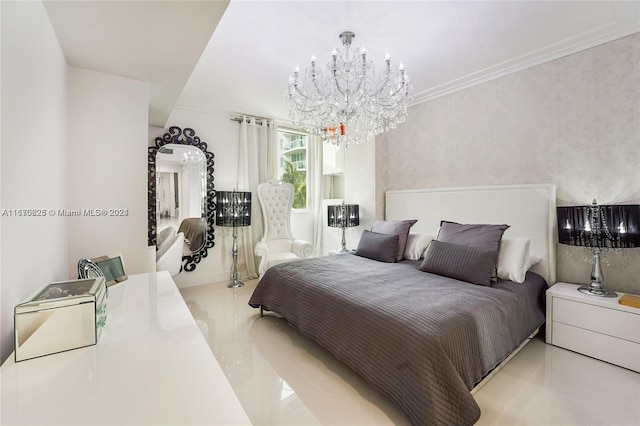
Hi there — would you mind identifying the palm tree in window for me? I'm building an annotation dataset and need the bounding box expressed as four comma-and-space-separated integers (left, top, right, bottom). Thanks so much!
282, 160, 306, 209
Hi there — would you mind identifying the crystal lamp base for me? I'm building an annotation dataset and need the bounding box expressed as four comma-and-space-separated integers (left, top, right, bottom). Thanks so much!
577, 285, 617, 298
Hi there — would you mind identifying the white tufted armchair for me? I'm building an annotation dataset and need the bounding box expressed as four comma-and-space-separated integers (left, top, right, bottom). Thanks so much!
254, 180, 313, 276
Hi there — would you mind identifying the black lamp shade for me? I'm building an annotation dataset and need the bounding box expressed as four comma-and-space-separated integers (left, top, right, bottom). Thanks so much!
557, 203, 640, 248
328, 204, 359, 228
216, 191, 252, 227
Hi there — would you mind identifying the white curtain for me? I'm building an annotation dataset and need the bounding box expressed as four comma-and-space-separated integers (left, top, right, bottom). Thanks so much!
307, 134, 324, 256
237, 116, 278, 279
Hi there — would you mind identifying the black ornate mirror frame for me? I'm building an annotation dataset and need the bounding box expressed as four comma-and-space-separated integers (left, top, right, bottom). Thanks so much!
148, 126, 215, 272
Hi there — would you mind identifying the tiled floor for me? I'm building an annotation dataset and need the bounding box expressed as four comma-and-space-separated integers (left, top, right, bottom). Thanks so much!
180, 279, 640, 426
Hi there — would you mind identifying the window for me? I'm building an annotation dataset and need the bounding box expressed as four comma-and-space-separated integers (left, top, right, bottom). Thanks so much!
278, 130, 307, 209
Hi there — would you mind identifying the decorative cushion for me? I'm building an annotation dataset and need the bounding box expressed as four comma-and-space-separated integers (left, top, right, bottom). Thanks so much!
497, 237, 531, 283
436, 221, 509, 251
436, 220, 509, 281
404, 234, 435, 260
371, 220, 418, 261
419, 240, 498, 286
355, 230, 400, 263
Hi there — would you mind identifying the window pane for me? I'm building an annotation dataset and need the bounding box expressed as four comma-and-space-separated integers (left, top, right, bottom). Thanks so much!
278, 130, 307, 209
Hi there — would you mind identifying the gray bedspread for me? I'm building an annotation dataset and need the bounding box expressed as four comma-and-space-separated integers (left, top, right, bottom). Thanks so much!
248, 254, 546, 426
178, 218, 206, 251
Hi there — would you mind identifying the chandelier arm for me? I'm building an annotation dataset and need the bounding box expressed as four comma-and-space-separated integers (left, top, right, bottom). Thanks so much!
375, 99, 408, 109
330, 45, 348, 97
373, 78, 410, 99
373, 85, 391, 98
371, 98, 409, 112
371, 64, 396, 98
331, 70, 349, 98
292, 106, 326, 115
331, 68, 366, 99
290, 101, 336, 121
292, 85, 322, 102
360, 95, 405, 112
308, 59, 330, 99
333, 66, 368, 99
311, 78, 328, 98
292, 108, 334, 127
394, 80, 411, 96
349, 77, 366, 98
347, 59, 368, 96
352, 45, 372, 95
290, 90, 344, 122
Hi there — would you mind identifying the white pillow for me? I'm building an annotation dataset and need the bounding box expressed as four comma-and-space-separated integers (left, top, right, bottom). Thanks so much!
497, 237, 531, 283
403, 234, 435, 260
528, 254, 541, 270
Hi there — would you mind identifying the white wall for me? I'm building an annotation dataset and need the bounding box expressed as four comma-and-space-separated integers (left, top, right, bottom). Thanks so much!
378, 33, 640, 294
0, 0, 69, 363
67, 67, 150, 277
343, 137, 377, 246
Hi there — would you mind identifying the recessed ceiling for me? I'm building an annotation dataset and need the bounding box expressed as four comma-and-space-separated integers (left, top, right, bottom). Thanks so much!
44, 0, 230, 126
44, 1, 639, 127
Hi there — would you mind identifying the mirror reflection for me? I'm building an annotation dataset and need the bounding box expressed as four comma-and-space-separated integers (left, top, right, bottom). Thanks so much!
156, 144, 207, 254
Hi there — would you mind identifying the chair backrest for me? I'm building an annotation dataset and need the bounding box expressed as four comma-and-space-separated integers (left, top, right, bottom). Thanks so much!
156, 232, 184, 277
257, 180, 295, 242
157, 225, 176, 247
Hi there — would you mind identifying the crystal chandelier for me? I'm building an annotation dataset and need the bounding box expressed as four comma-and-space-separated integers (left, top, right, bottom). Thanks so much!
286, 31, 412, 148
181, 148, 205, 175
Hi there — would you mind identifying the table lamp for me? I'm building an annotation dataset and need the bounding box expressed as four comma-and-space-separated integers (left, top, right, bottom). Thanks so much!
327, 202, 360, 253
557, 200, 639, 297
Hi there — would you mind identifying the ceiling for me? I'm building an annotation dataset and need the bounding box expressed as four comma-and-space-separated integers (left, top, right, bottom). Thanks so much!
45, 1, 640, 128
43, 0, 230, 126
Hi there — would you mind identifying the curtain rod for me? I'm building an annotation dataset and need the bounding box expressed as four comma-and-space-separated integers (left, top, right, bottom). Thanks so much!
230, 116, 268, 125
230, 116, 304, 133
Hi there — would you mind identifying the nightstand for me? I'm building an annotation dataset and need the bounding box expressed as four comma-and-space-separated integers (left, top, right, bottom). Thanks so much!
546, 282, 640, 372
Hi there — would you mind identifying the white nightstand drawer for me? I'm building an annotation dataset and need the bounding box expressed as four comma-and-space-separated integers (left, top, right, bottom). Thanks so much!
553, 322, 640, 372
553, 298, 640, 343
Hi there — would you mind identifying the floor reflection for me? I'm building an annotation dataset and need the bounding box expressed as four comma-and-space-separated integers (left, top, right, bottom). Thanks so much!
180, 279, 640, 426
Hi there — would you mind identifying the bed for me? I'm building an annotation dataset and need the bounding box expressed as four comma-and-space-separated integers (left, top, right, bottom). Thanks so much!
178, 217, 206, 252
248, 184, 556, 426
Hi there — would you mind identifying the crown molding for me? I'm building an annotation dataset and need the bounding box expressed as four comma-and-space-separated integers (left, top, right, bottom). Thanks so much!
411, 16, 639, 107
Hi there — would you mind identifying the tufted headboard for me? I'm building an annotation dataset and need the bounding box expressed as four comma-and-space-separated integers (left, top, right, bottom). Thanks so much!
257, 180, 296, 242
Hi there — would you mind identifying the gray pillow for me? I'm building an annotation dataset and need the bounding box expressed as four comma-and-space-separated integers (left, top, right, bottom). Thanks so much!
436, 221, 509, 251
418, 240, 498, 286
371, 219, 418, 261
355, 230, 400, 263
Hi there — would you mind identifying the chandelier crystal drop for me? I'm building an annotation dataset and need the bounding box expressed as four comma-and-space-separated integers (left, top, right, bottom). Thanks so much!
286, 31, 412, 148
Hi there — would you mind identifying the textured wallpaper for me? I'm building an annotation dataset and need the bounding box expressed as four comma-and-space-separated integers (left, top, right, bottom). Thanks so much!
378, 33, 640, 294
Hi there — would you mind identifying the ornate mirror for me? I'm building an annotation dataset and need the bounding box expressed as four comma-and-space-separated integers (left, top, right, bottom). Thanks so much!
148, 127, 215, 271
